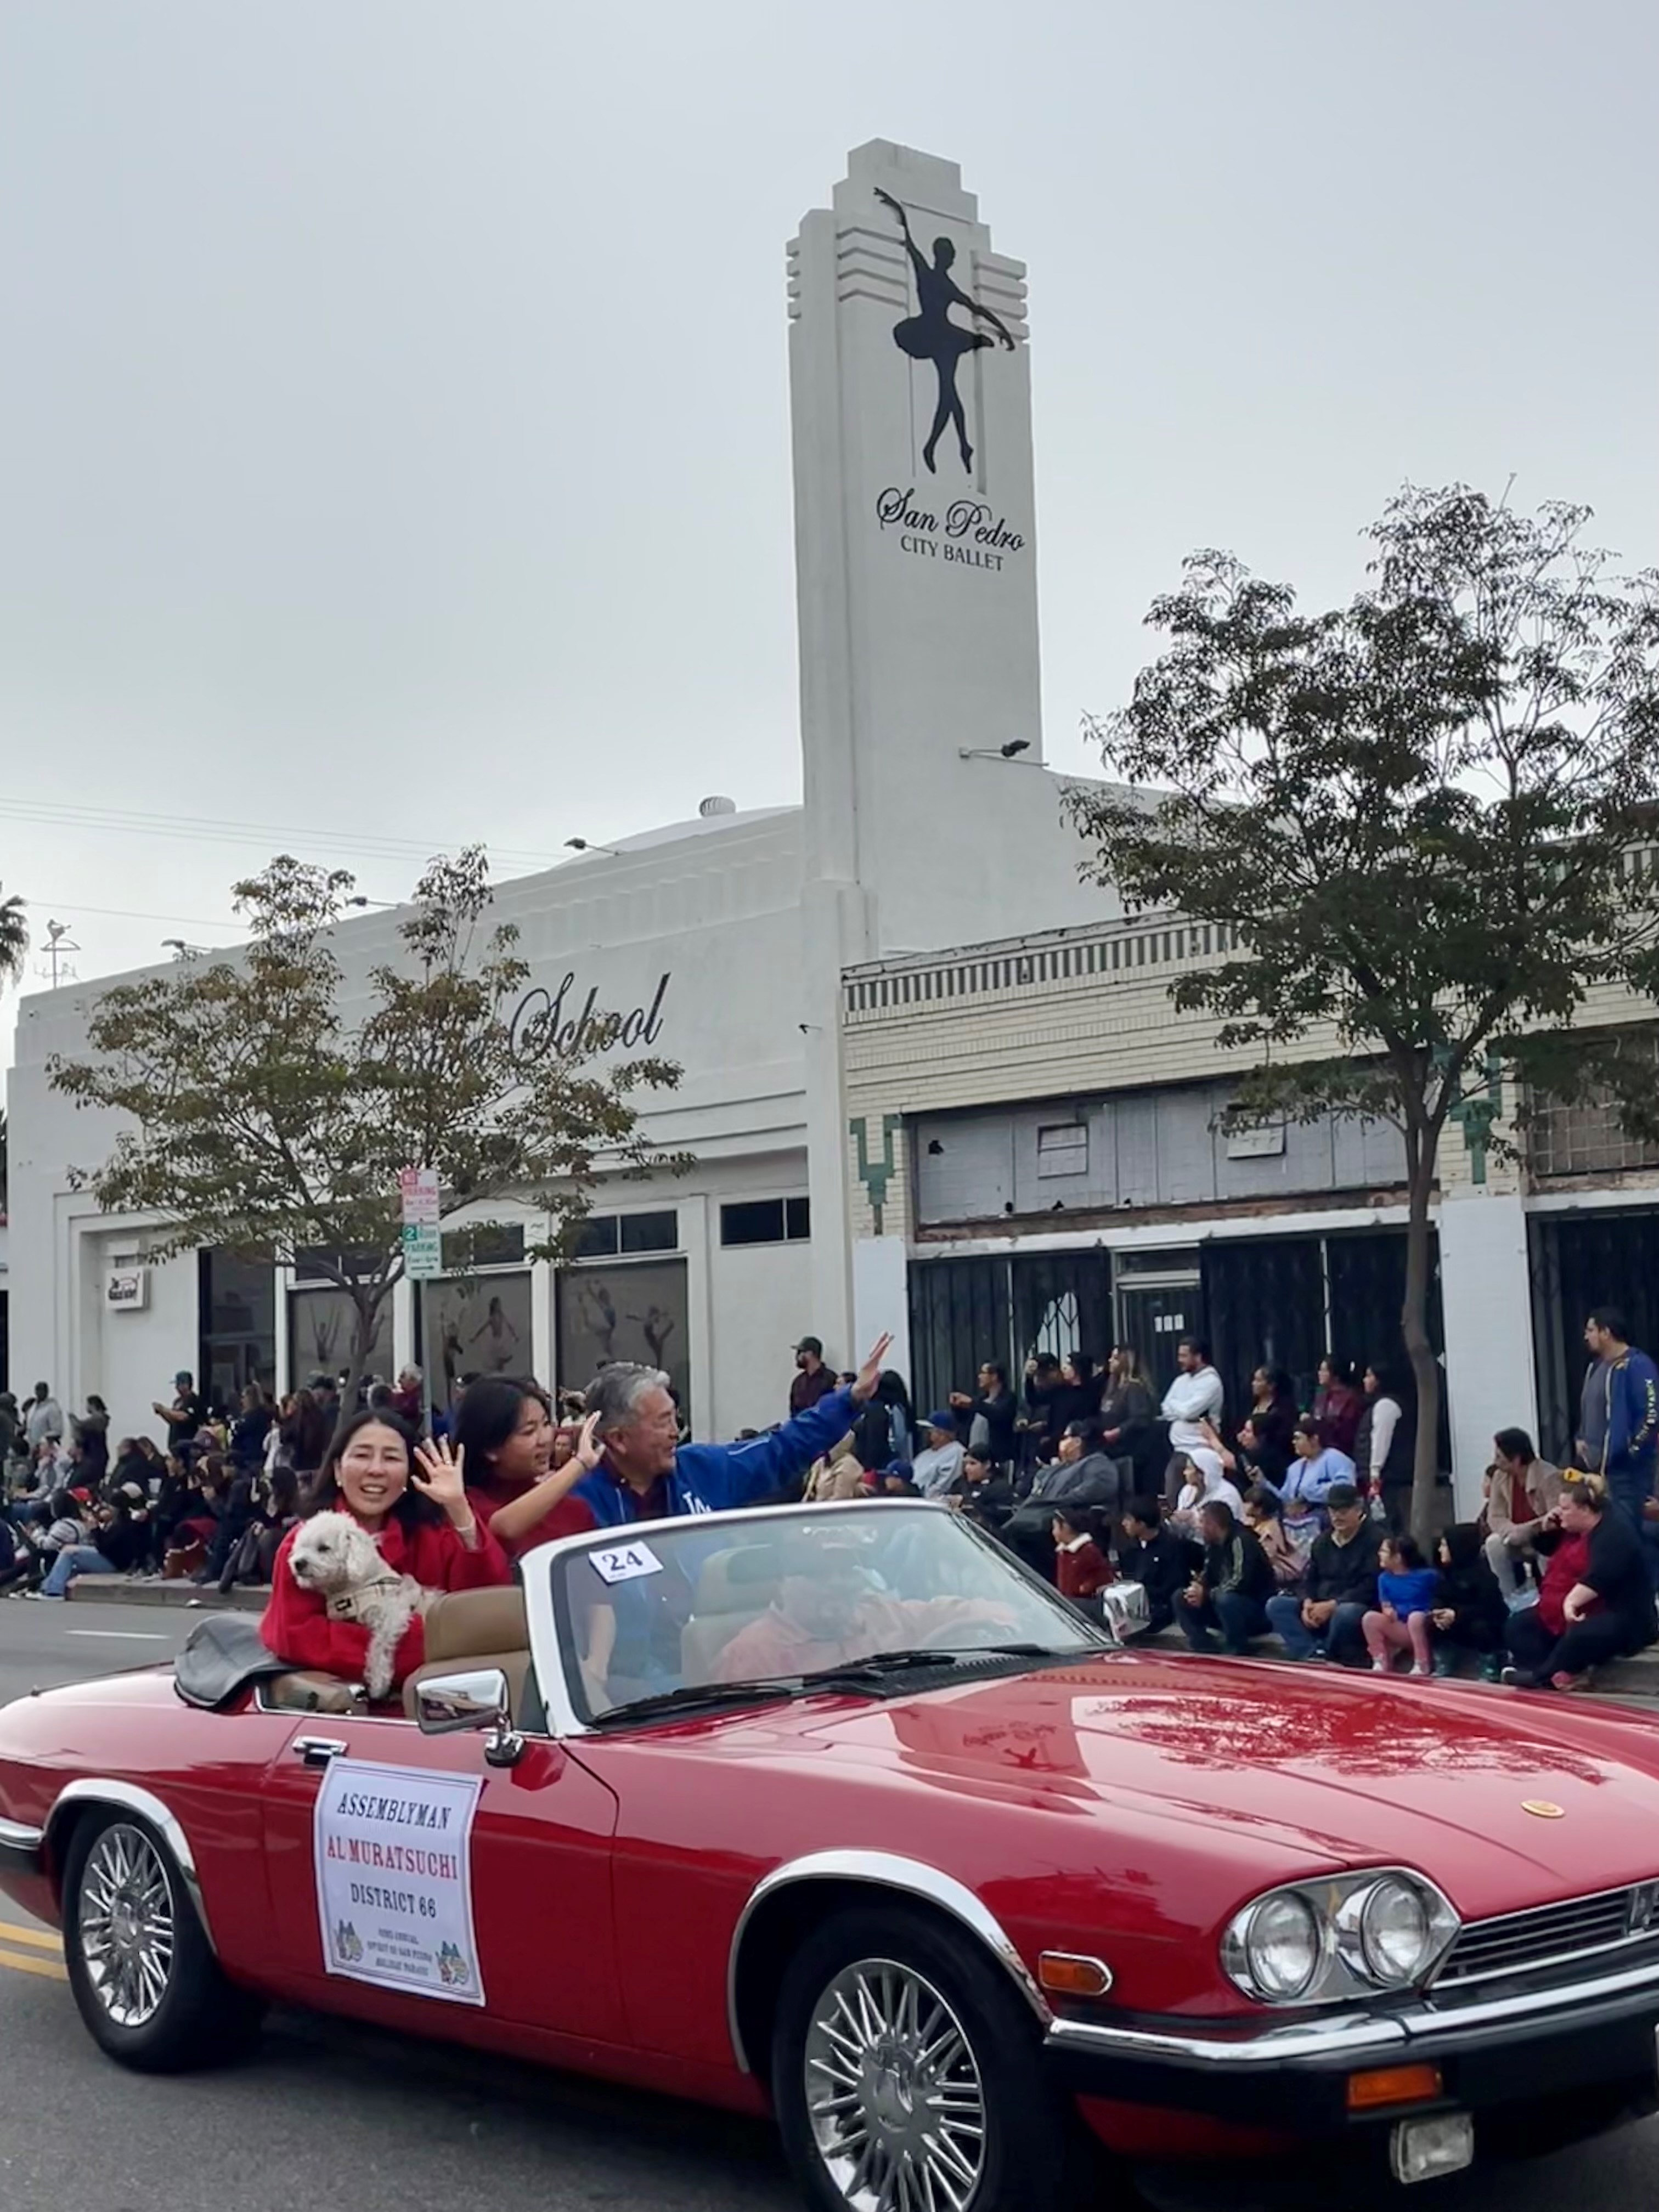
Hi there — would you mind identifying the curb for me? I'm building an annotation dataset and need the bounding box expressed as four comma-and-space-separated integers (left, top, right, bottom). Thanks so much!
62, 1580, 267, 1613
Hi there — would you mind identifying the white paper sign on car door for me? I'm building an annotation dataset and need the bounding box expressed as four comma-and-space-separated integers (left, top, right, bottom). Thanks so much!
313, 1758, 485, 2006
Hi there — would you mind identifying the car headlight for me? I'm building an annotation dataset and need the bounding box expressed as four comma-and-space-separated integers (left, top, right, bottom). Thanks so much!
1345, 1875, 1438, 1987
1224, 1889, 1323, 2002
1222, 1872, 1459, 2007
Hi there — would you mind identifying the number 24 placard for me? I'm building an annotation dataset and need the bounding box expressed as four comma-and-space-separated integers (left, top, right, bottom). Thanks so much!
589, 1541, 664, 1585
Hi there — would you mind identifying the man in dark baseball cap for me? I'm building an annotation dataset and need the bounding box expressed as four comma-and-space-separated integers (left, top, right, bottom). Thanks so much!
790, 1334, 837, 1418
153, 1369, 206, 1464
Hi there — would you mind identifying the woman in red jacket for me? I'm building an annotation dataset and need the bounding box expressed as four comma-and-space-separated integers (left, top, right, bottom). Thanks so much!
261, 1410, 511, 1689
450, 1376, 600, 1557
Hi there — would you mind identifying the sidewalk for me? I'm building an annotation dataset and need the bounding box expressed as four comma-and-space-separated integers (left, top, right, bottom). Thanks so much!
64, 1578, 267, 1613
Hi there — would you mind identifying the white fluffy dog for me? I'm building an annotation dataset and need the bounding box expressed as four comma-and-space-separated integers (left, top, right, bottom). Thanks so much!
288, 1511, 433, 1699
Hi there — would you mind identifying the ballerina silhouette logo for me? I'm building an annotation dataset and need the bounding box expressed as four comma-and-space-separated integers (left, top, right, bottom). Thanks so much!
874, 188, 1015, 476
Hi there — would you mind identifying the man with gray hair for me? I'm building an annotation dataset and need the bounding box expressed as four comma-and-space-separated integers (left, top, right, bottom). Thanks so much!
555, 1334, 894, 1533
394, 1365, 425, 1426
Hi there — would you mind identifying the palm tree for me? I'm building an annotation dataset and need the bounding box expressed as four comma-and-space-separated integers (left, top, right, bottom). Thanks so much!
0, 890, 26, 989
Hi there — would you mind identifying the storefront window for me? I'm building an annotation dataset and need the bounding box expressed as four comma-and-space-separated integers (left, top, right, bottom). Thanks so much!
288, 1284, 394, 1392
200, 1249, 276, 1407
417, 1272, 536, 1412
556, 1257, 689, 1420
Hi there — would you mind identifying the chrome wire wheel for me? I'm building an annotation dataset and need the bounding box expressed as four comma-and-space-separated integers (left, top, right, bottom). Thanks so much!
77, 1821, 177, 2029
803, 1955, 988, 2212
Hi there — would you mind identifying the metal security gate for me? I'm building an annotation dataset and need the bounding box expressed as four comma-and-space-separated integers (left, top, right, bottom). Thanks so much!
1529, 1208, 1659, 1465
907, 1252, 1111, 1418
911, 1225, 1449, 1457
1011, 1254, 1112, 1379
1202, 1227, 1448, 1461
1200, 1236, 1327, 1412
907, 1259, 1012, 1418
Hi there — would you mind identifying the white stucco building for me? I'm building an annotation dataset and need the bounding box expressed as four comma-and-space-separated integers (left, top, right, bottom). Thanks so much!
20, 137, 1635, 1486
5, 140, 1108, 1443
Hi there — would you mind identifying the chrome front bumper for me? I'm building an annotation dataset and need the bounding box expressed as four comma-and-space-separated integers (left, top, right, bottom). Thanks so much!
1043, 1951, 1659, 2132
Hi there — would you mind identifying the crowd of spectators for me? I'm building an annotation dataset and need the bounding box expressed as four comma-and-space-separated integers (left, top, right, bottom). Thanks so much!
7, 1300, 1657, 1698
0, 1364, 420, 1598
791, 1308, 1659, 1694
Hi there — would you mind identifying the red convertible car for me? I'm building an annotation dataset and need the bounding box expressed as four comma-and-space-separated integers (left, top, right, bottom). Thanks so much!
4, 1497, 1659, 2212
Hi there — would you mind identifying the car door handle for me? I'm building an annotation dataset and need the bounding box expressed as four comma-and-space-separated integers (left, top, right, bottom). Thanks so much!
292, 1737, 348, 1768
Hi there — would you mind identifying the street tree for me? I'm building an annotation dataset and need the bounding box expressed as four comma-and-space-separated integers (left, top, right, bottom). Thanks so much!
50, 847, 681, 1422
1068, 485, 1659, 1533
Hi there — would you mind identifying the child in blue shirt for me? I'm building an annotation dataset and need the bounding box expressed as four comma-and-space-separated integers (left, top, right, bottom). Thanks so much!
1362, 1534, 1440, 1675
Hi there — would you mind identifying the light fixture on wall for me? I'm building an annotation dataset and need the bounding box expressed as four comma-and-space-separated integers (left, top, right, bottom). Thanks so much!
957, 739, 1035, 762
565, 837, 623, 857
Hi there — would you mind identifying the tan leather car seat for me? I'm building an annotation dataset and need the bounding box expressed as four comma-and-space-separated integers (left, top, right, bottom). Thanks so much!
680, 1548, 781, 1679
263, 1671, 365, 1716
402, 1586, 533, 1722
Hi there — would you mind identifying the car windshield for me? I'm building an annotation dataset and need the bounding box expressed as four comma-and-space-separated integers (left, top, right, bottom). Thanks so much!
545, 1500, 1113, 1724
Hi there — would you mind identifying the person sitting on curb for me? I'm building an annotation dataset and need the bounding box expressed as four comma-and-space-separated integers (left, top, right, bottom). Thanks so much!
1430, 1523, 1507, 1680
1242, 1483, 1306, 1589
1052, 1503, 1115, 1602
1361, 1533, 1440, 1675
1482, 1427, 1561, 1607
1178, 1499, 1276, 1656
1502, 1469, 1657, 1691
1116, 1499, 1197, 1639
1265, 1481, 1380, 1664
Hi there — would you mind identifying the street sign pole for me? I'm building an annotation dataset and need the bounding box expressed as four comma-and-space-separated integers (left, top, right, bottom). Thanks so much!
398, 1167, 443, 1430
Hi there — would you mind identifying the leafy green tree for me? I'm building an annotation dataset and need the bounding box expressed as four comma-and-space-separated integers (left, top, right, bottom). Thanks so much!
50, 848, 680, 1419
1069, 486, 1659, 1531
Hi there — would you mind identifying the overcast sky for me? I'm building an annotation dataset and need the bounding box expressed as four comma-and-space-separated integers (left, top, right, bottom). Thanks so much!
2, 0, 1654, 1029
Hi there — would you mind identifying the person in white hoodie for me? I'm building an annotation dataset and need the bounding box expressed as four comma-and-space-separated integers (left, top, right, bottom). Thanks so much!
1170, 1444, 1245, 1534
1161, 1338, 1224, 1503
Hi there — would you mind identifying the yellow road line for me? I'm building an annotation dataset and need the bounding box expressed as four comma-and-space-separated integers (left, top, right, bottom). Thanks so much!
0, 1921, 61, 1953
0, 1947, 67, 1983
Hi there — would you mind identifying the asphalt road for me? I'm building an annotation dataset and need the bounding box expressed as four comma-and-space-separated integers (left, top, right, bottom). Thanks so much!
0, 1589, 196, 1707
1, 1595, 1658, 2212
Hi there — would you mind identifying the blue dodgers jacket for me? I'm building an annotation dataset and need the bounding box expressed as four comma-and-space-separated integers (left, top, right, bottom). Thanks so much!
1600, 1350, 1659, 1480
568, 1387, 861, 1530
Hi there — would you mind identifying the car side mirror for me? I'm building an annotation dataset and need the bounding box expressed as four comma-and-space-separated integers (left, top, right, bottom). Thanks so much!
415, 1667, 524, 1768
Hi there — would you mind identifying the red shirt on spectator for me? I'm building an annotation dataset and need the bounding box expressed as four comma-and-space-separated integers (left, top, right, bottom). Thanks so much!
1055, 1536, 1114, 1600
1317, 1384, 1365, 1459
260, 1513, 511, 1688
1537, 1531, 1594, 1636
789, 1365, 839, 1418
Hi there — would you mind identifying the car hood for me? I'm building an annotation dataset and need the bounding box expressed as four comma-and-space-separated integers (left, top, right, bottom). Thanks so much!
785, 1650, 1659, 1920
